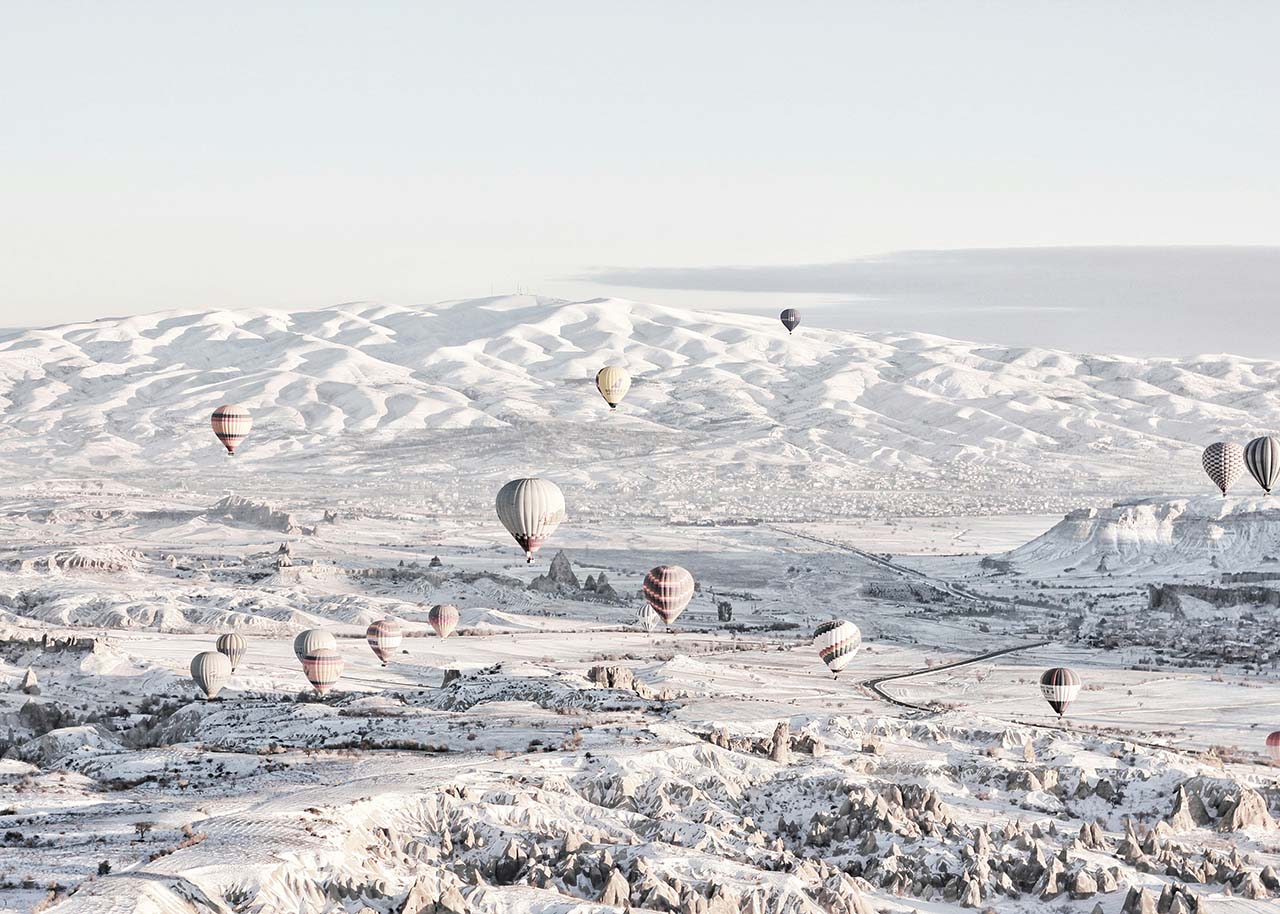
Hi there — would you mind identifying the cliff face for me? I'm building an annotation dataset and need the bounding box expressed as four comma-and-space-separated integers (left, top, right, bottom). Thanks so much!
1004, 496, 1280, 575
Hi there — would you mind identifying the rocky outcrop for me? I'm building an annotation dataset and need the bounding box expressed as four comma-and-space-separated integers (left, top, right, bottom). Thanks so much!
586, 665, 671, 701
529, 551, 578, 593
208, 495, 312, 534
18, 668, 38, 695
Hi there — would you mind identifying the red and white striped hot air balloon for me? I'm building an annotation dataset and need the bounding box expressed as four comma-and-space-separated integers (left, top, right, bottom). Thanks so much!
1267, 731, 1280, 763
643, 565, 695, 628
365, 619, 402, 666
428, 603, 459, 639
210, 404, 252, 456
301, 648, 345, 695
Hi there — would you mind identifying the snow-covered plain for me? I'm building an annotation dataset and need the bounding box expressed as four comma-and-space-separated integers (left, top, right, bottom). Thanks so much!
4, 297, 1280, 914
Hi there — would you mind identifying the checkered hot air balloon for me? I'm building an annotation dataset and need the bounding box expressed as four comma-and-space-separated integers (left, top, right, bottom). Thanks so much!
210, 404, 252, 456
1267, 731, 1280, 763
293, 629, 337, 662
643, 565, 695, 627
595, 366, 631, 410
780, 308, 801, 334
301, 648, 345, 695
1244, 437, 1280, 494
191, 650, 232, 700
1202, 441, 1245, 496
366, 618, 403, 665
428, 604, 459, 639
1039, 667, 1081, 718
813, 619, 861, 676
215, 632, 247, 672
495, 478, 566, 563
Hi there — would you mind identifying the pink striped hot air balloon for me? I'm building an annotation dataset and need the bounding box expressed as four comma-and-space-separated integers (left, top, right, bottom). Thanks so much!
366, 619, 403, 666
1267, 731, 1280, 763
301, 648, 345, 695
210, 404, 252, 456
428, 603, 459, 639
643, 565, 695, 628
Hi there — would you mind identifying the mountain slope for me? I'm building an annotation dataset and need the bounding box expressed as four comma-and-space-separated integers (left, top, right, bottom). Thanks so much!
0, 295, 1276, 515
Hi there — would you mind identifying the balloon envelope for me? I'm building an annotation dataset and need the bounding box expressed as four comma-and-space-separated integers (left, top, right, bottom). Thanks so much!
302, 648, 345, 695
813, 619, 861, 675
215, 633, 247, 671
210, 404, 252, 456
1039, 667, 1081, 717
293, 629, 337, 662
1267, 730, 1280, 762
643, 565, 695, 626
191, 650, 232, 699
595, 366, 631, 409
1202, 441, 1245, 496
780, 308, 800, 333
495, 478, 566, 562
366, 619, 403, 664
1244, 437, 1280, 494
428, 604, 459, 639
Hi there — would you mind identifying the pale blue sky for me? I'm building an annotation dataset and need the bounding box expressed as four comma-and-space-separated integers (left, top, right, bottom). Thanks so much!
3, 3, 1279, 353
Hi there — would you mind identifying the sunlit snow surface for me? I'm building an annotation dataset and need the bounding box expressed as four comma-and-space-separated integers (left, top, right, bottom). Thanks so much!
2, 298, 1279, 913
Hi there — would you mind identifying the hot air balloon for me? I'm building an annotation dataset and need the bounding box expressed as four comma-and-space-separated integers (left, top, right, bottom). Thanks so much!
1202, 441, 1245, 496
1244, 437, 1280, 494
780, 309, 800, 334
215, 633, 247, 672
636, 605, 660, 633
495, 478, 566, 563
813, 619, 861, 677
301, 648, 345, 695
1267, 731, 1280, 763
293, 629, 337, 663
191, 650, 232, 700
428, 604, 459, 639
366, 619, 403, 666
595, 366, 631, 410
643, 565, 695, 628
1039, 667, 1081, 718
210, 404, 252, 456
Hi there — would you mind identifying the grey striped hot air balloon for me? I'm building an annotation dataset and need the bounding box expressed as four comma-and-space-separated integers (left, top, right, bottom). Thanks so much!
813, 619, 861, 677
643, 565, 695, 628
1039, 667, 1081, 718
210, 404, 252, 456
780, 308, 801, 334
1244, 437, 1280, 494
191, 650, 232, 700
495, 478, 566, 563
293, 629, 337, 663
428, 604, 459, 639
301, 648, 345, 695
215, 633, 247, 671
366, 619, 402, 665
595, 366, 631, 410
1202, 441, 1245, 496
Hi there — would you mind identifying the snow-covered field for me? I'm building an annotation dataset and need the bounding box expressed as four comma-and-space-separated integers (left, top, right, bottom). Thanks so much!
5, 297, 1280, 913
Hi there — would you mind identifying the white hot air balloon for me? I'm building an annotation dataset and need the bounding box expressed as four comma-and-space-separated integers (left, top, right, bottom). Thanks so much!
293, 629, 337, 663
595, 366, 631, 410
210, 404, 252, 456
191, 651, 233, 700
495, 478, 566, 563
428, 604, 459, 639
813, 620, 861, 676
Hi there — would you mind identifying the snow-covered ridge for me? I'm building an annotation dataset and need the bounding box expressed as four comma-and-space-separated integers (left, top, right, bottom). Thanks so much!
1004, 495, 1280, 574
0, 294, 1276, 497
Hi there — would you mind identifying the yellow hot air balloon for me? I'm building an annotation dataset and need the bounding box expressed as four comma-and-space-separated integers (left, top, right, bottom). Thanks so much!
595, 366, 631, 410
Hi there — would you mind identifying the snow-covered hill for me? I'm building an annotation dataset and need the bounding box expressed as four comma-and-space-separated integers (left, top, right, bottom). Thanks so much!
1, 295, 1276, 514
1004, 495, 1280, 574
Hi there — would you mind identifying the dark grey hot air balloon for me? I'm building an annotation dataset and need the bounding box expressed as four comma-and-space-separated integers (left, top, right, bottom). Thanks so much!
779, 308, 801, 334
1039, 667, 1081, 718
1201, 441, 1244, 496
1244, 436, 1280, 494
